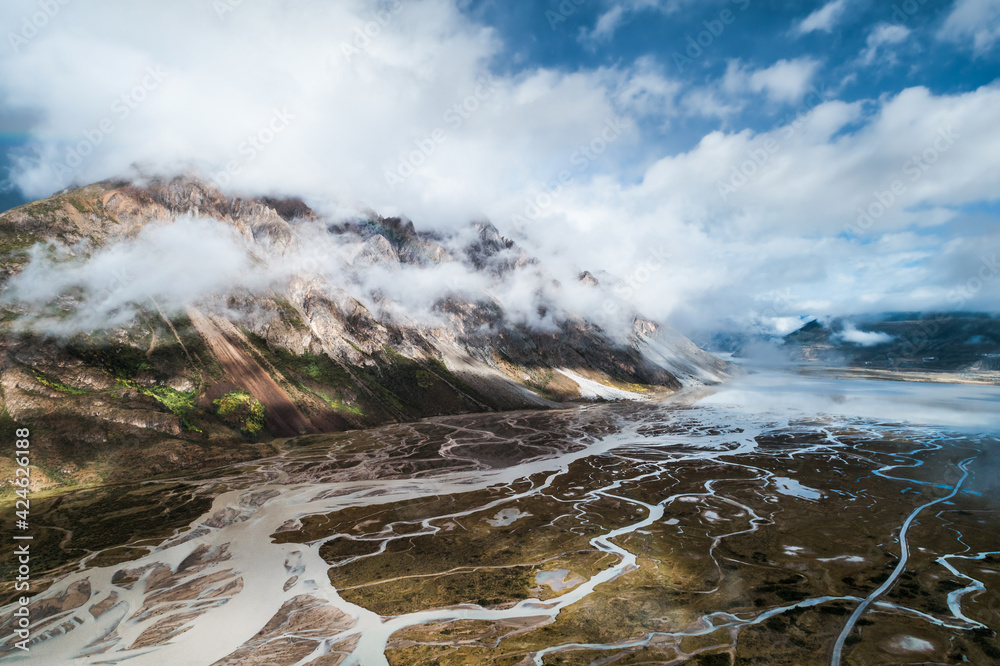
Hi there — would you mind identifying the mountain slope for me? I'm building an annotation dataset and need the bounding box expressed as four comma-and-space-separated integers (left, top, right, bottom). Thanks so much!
782, 314, 1000, 372
0, 176, 732, 491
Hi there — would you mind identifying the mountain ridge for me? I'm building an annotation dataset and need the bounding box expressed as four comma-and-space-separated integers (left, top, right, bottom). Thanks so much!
781, 314, 1000, 372
0, 175, 732, 492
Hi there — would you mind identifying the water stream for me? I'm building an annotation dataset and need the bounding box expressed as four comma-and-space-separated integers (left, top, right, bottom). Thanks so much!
1, 373, 998, 664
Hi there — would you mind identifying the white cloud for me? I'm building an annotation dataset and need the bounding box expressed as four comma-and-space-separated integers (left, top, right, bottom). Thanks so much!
2, 217, 262, 334
939, 0, 1000, 55
0, 0, 997, 339
611, 56, 681, 119
838, 324, 894, 346
579, 0, 694, 44
794, 0, 850, 35
585, 5, 629, 43
680, 87, 744, 120
722, 58, 822, 105
0, 210, 651, 340
501, 84, 1000, 332
860, 23, 911, 66
0, 0, 685, 231
748, 58, 823, 104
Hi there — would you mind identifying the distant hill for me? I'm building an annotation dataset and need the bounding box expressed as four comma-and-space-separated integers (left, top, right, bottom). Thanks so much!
782, 313, 1000, 372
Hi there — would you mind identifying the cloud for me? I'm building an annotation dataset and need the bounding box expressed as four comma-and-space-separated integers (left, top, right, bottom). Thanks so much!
794, 0, 850, 35
680, 58, 824, 120
747, 58, 822, 104
859, 23, 911, 66
0, 0, 997, 342
584, 5, 629, 43
505, 83, 1000, 333
2, 217, 263, 335
722, 58, 822, 105
837, 324, 894, 346
0, 205, 650, 341
611, 56, 682, 119
939, 0, 1000, 55
579, 0, 694, 44
0, 0, 661, 229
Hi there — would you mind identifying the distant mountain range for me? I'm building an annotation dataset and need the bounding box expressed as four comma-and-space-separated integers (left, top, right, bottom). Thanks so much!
0, 176, 731, 491
781, 314, 1000, 373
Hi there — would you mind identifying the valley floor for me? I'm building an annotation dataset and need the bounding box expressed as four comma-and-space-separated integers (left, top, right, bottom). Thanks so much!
1, 374, 998, 665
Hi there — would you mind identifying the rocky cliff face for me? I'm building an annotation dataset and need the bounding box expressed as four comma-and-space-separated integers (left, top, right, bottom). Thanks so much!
0, 176, 731, 491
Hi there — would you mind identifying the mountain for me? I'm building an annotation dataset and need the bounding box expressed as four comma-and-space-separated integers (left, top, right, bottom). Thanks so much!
782, 314, 1000, 373
0, 176, 731, 492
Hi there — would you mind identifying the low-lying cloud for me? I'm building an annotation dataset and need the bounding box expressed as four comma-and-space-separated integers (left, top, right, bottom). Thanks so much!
2, 211, 645, 341
837, 324, 895, 346
2, 217, 262, 335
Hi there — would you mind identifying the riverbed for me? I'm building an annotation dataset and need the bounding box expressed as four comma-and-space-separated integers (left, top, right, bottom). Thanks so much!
1, 372, 998, 665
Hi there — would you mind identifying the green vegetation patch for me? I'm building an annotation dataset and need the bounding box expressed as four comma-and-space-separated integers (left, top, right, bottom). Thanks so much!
369, 347, 493, 415
273, 347, 353, 387
272, 297, 307, 330
0, 229, 42, 268
213, 390, 266, 435
123, 381, 201, 431
31, 370, 90, 395
303, 385, 365, 417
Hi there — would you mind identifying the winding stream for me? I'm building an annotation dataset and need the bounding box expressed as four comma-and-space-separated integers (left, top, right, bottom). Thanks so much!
1, 374, 998, 664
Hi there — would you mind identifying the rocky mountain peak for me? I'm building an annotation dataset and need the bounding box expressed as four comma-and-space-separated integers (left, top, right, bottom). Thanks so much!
0, 175, 733, 491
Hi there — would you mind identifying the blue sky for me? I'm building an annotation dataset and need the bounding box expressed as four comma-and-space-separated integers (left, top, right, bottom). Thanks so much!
0, 0, 998, 334
464, 0, 1000, 154
473, 0, 989, 96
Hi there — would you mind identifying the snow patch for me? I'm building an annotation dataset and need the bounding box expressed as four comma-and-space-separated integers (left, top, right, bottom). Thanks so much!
556, 368, 649, 402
